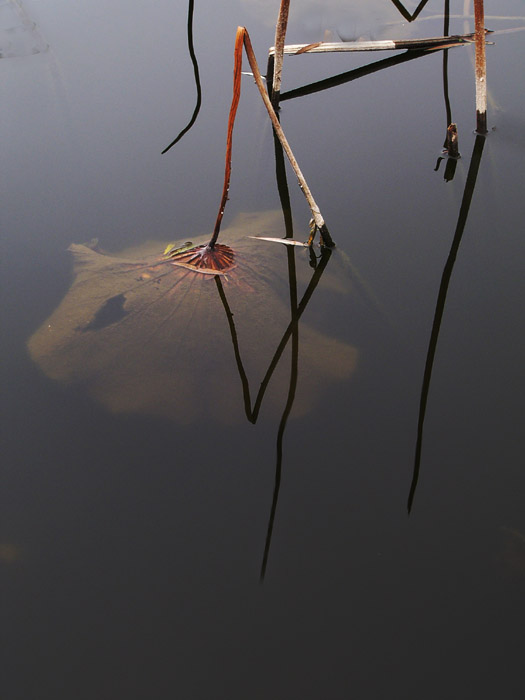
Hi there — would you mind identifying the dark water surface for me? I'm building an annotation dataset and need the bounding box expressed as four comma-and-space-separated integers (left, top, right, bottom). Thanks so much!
2, 2, 525, 698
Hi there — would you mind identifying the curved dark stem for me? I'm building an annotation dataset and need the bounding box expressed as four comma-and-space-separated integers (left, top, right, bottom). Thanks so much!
408, 134, 486, 513
442, 52, 452, 137
162, 0, 202, 154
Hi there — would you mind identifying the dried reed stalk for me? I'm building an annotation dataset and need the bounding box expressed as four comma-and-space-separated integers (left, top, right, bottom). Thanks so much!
271, 0, 290, 107
205, 25, 332, 254
241, 28, 333, 247
474, 0, 488, 133
270, 33, 479, 56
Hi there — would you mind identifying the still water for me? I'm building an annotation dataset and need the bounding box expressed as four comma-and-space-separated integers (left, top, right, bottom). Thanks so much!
2, 1, 525, 698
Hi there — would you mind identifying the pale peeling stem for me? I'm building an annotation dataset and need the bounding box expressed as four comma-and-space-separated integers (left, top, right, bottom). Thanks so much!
242, 29, 334, 247
474, 0, 488, 133
271, 0, 290, 107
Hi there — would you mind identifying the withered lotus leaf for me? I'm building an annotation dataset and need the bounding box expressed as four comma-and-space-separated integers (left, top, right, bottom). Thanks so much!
27, 211, 358, 424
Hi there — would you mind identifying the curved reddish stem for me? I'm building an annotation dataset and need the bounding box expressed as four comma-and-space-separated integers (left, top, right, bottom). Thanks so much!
209, 26, 245, 248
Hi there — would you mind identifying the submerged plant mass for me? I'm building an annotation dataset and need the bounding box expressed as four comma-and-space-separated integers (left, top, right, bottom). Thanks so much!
27, 211, 358, 425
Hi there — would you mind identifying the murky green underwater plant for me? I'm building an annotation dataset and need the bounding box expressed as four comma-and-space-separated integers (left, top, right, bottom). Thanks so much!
28, 211, 358, 424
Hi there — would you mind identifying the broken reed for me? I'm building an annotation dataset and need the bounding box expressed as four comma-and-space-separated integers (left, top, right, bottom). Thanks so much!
270, 0, 290, 107
213, 8, 489, 248
242, 29, 333, 246
474, 0, 488, 134
446, 123, 459, 158
269, 33, 479, 57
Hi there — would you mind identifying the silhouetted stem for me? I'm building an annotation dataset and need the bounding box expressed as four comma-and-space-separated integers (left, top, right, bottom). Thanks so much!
161, 0, 201, 154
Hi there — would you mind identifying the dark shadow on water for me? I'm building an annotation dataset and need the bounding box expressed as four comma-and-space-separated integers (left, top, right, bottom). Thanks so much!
281, 48, 441, 102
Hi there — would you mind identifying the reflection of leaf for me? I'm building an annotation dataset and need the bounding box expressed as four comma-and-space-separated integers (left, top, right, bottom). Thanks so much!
28, 211, 358, 424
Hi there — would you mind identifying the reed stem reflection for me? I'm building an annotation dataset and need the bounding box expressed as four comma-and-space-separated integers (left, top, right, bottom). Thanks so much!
408, 132, 487, 513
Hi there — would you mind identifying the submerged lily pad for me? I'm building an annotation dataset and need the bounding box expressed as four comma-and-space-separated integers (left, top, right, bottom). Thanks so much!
27, 211, 358, 424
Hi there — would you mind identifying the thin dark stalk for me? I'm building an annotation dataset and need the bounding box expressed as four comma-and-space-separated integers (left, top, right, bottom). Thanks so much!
162, 0, 201, 154
442, 0, 453, 135
443, 0, 450, 36
440, 0, 459, 171
408, 133, 486, 513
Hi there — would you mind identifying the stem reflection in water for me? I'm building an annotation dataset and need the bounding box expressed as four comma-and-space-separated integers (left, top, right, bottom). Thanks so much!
408, 133, 487, 513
